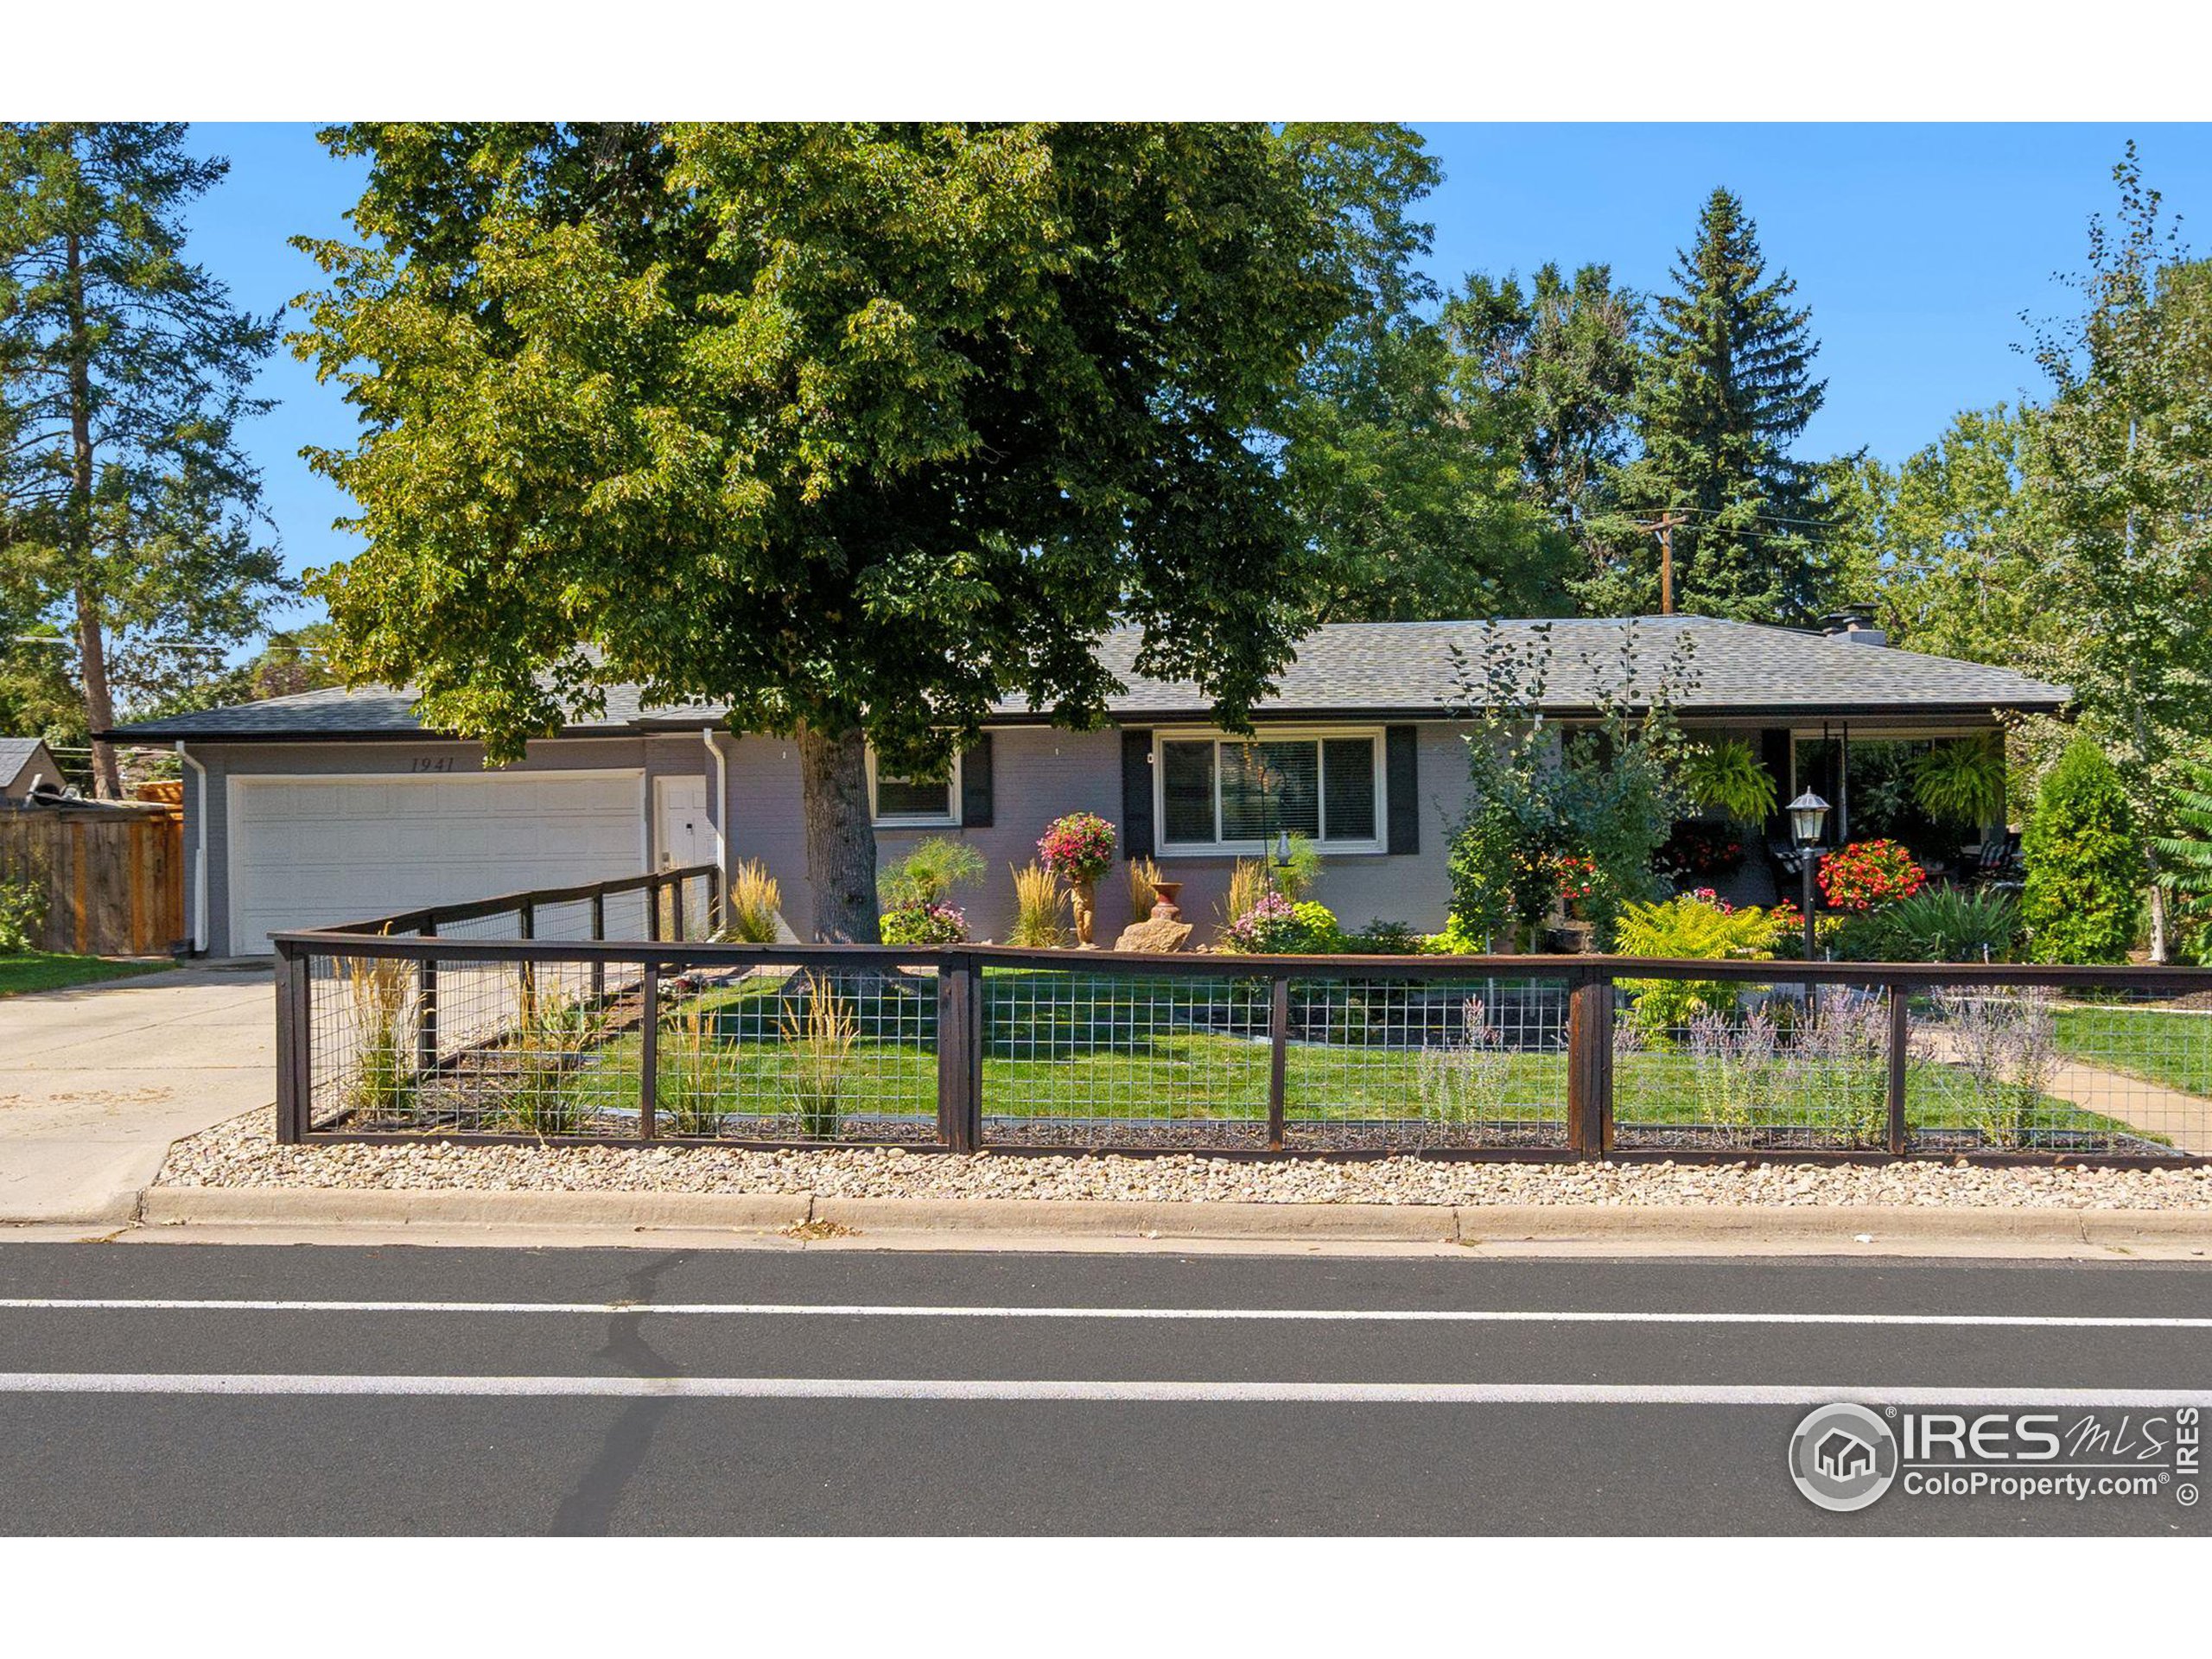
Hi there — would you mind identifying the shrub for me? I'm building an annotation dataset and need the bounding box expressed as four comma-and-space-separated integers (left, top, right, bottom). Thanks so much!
1817, 839, 1926, 911
0, 880, 46, 953
343, 954, 414, 1119
1007, 861, 1068, 947
880, 900, 969, 944
1654, 820, 1745, 879
1347, 918, 1424, 955
1221, 893, 1342, 954
1911, 734, 2007, 829
2021, 738, 2141, 964
1224, 858, 1271, 925
1613, 891, 1782, 1038
1421, 916, 1492, 955
1036, 813, 1116, 882
723, 859, 782, 944
881, 836, 984, 908
780, 973, 856, 1141
1679, 739, 1778, 823
658, 1000, 733, 1136
1834, 887, 2021, 963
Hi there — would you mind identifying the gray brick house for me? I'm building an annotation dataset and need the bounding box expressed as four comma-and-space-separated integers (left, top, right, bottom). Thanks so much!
105, 615, 2069, 957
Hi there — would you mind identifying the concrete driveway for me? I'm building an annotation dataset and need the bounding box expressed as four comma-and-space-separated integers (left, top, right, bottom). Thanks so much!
0, 966, 273, 1225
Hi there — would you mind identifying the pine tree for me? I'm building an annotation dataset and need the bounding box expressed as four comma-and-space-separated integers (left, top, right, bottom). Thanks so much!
0, 124, 284, 795
1593, 188, 1831, 621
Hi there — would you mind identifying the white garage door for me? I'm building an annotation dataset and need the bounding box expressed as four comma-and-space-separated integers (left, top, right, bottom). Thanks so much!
227, 770, 645, 950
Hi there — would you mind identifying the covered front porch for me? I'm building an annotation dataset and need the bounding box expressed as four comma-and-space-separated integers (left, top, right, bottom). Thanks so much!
1670, 717, 2017, 912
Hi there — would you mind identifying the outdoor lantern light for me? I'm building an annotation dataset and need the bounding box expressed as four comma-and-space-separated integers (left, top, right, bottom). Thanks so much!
1788, 789, 1831, 848
1787, 789, 1830, 963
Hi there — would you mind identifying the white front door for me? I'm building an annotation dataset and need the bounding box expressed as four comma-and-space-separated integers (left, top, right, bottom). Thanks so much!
654, 775, 715, 871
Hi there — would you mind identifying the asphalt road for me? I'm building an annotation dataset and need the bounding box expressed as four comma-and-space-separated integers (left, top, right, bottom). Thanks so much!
0, 1243, 2206, 1535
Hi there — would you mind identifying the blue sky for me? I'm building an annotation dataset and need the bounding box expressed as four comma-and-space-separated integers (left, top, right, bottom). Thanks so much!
181, 121, 2212, 632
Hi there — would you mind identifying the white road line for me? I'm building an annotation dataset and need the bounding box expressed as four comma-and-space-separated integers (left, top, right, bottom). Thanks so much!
2, 1298, 2210, 1330
1, 1373, 2209, 1406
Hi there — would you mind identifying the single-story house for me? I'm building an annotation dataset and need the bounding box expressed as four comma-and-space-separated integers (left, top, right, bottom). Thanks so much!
103, 614, 2071, 957
1, 737, 66, 803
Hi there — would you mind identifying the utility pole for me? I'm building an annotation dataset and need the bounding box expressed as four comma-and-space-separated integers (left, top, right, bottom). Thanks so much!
1632, 509, 1680, 615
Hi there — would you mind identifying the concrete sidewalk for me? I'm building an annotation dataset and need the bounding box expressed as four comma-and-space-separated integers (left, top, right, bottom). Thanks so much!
0, 966, 274, 1224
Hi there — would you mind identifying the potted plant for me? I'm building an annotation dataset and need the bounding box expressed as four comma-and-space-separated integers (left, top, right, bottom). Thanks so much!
1037, 812, 1117, 946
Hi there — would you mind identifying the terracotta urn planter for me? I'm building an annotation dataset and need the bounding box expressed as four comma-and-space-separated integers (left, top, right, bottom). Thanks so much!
1148, 880, 1185, 922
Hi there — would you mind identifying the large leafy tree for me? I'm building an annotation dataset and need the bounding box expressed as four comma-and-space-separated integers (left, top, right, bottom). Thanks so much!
296, 122, 1403, 939
1443, 261, 1640, 582
1819, 404, 2046, 659
0, 124, 285, 796
1280, 128, 1560, 621
1594, 188, 1832, 620
2018, 150, 2212, 959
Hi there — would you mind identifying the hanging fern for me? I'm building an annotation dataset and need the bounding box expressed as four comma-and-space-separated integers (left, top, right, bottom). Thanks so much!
1677, 740, 1778, 824
1911, 734, 2007, 828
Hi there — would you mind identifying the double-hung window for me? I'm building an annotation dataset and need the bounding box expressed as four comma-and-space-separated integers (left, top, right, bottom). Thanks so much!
1155, 729, 1382, 854
868, 750, 961, 828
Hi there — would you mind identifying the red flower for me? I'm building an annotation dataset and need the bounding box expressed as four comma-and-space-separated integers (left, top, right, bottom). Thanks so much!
1816, 839, 1926, 912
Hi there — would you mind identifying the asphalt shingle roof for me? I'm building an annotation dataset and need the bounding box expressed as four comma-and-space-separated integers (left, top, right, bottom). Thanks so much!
1, 736, 55, 775
102, 616, 2070, 742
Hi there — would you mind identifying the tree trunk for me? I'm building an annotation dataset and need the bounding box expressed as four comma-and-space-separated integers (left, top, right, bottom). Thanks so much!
64, 227, 123, 799
2147, 848, 2169, 964
73, 584, 121, 798
796, 721, 880, 943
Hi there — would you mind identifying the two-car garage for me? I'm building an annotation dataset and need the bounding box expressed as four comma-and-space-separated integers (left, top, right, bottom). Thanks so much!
225, 770, 646, 951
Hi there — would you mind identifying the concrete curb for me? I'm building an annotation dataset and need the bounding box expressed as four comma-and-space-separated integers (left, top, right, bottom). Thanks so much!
141, 1186, 812, 1233
124, 1185, 2212, 1249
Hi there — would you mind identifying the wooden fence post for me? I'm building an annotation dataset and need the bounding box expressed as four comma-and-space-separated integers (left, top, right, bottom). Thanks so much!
517, 899, 536, 1020
1567, 969, 1614, 1157
936, 951, 976, 1152
1887, 981, 1910, 1156
639, 957, 659, 1140
416, 919, 440, 1078
1268, 976, 1290, 1152
275, 944, 311, 1143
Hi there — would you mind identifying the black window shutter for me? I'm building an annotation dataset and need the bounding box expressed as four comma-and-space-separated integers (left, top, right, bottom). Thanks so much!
960, 733, 994, 828
1121, 728, 1154, 859
1386, 725, 1420, 855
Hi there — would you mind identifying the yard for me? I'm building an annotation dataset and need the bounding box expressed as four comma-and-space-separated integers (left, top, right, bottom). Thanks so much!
0, 951, 167, 997
319, 963, 2169, 1154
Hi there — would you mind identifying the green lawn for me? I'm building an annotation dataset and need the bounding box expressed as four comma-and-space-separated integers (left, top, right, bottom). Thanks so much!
2054, 1004, 2212, 1099
0, 951, 166, 997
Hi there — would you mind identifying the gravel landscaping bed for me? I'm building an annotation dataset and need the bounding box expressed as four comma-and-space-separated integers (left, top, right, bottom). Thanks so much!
158, 1109, 2212, 1210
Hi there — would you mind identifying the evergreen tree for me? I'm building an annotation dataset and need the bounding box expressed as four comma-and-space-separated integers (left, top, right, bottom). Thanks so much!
2022, 737, 2141, 964
0, 123, 284, 795
1594, 188, 1831, 620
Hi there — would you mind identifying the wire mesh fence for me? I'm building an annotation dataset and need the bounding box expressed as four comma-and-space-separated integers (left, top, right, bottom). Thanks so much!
979, 968, 1273, 1149
276, 887, 2212, 1163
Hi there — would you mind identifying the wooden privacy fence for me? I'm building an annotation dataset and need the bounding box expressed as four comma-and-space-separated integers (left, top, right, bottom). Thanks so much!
0, 802, 184, 957
273, 868, 2212, 1166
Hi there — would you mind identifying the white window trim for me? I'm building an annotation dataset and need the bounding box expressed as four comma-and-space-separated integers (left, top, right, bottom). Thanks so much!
1151, 726, 1386, 856
867, 747, 962, 829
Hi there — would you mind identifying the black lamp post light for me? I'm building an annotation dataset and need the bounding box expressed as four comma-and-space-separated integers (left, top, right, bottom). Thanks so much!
1788, 788, 1830, 960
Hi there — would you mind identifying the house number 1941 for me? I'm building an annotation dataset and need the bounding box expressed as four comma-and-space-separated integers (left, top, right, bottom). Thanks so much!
409, 757, 457, 773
